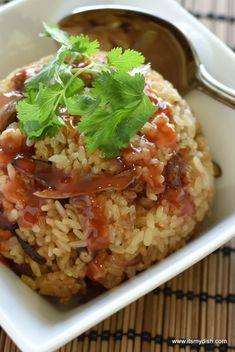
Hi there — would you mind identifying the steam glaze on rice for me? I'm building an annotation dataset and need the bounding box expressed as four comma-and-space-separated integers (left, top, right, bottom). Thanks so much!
0, 54, 214, 302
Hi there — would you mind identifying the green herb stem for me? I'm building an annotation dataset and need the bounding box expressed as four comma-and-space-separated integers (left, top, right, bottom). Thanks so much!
16, 23, 157, 158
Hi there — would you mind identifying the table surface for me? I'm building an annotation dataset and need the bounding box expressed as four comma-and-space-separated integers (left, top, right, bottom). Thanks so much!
0, 0, 234, 351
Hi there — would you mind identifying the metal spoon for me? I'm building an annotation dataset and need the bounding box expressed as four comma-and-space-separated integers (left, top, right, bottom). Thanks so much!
59, 5, 235, 109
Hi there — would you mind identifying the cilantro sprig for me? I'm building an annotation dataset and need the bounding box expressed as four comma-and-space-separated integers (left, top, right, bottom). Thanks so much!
16, 23, 157, 158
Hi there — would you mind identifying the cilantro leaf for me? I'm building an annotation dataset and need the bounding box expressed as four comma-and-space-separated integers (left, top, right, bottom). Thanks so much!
17, 22, 156, 158
69, 35, 99, 56
25, 61, 56, 88
79, 108, 123, 158
65, 95, 100, 116
42, 23, 99, 56
116, 94, 157, 147
17, 84, 64, 139
78, 71, 157, 158
42, 22, 69, 45
92, 71, 146, 109
59, 70, 84, 96
26, 25, 99, 90
25, 47, 68, 89
107, 47, 145, 71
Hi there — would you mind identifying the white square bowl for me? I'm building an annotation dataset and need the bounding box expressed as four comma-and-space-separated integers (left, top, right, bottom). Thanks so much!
0, 0, 235, 351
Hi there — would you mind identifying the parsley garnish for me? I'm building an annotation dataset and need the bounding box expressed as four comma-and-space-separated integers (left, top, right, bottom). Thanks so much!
16, 23, 157, 158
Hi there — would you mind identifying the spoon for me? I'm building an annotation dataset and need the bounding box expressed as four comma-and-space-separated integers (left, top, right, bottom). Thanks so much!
59, 5, 235, 109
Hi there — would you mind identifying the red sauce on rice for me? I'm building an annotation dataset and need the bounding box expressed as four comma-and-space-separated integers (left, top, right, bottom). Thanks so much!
72, 195, 109, 251
0, 67, 194, 255
11, 67, 40, 92
145, 115, 176, 147
0, 133, 34, 170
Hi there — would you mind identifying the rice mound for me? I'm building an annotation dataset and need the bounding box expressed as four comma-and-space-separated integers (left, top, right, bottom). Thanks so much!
0, 56, 215, 302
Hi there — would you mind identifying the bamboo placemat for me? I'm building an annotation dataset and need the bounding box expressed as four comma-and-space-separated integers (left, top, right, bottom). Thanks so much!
0, 0, 235, 351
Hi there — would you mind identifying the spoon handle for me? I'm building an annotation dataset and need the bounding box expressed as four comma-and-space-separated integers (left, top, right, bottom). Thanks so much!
197, 65, 235, 109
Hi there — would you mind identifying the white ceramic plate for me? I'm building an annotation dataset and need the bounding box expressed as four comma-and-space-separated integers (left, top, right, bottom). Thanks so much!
0, 1, 235, 351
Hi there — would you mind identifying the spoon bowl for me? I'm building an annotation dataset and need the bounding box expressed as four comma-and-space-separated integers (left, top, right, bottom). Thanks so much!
59, 5, 235, 108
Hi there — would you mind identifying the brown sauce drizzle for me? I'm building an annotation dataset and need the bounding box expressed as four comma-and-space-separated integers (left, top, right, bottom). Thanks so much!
146, 87, 172, 118
11, 67, 39, 93
12, 70, 28, 92
86, 251, 109, 281
60, 112, 80, 141
163, 188, 194, 216
1, 174, 46, 229
0, 91, 23, 133
144, 87, 176, 147
79, 72, 94, 87
0, 67, 42, 135
0, 229, 12, 263
131, 87, 192, 214
142, 163, 165, 193
0, 133, 34, 170
120, 144, 165, 194
144, 116, 176, 147
13, 157, 136, 199
18, 194, 46, 229
72, 195, 109, 251
0, 132, 46, 229
164, 154, 187, 188
0, 91, 22, 106
12, 155, 136, 253
0, 228, 12, 242
162, 154, 194, 216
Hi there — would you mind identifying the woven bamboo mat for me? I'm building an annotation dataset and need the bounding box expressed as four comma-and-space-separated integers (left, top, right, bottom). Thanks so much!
0, 0, 235, 351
